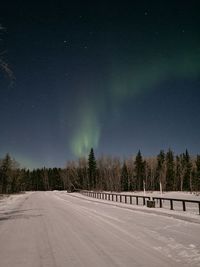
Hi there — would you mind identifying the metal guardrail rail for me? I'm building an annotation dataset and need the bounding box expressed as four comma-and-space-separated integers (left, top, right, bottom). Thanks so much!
80, 190, 200, 215
152, 196, 200, 214
81, 190, 150, 206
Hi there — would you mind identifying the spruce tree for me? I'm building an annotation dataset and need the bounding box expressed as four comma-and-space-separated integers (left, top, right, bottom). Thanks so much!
195, 155, 200, 191
155, 150, 165, 190
121, 162, 129, 191
0, 153, 12, 193
182, 150, 192, 191
175, 155, 181, 191
88, 148, 97, 190
166, 149, 175, 191
134, 150, 145, 191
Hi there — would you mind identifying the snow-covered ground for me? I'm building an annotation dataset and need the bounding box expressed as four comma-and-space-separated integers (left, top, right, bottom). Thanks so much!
0, 191, 200, 266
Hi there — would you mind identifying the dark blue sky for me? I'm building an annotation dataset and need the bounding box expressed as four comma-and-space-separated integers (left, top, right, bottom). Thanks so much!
0, 1, 200, 168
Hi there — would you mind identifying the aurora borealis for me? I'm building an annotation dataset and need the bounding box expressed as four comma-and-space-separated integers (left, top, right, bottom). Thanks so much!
0, 1, 200, 168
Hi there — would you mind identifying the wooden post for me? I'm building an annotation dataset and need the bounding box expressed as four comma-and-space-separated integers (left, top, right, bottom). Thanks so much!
170, 199, 173, 210
136, 196, 139, 205
183, 201, 186, 211
143, 197, 145, 206
125, 195, 127, 204
130, 196, 132, 204
159, 198, 162, 208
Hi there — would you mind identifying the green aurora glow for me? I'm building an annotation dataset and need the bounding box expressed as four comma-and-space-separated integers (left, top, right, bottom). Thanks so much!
110, 46, 200, 103
70, 44, 200, 157
70, 108, 100, 157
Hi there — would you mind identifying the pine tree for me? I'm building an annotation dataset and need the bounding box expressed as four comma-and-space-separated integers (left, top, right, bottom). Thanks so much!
182, 150, 192, 191
156, 150, 166, 191
121, 162, 129, 191
175, 155, 181, 190
88, 148, 97, 190
134, 150, 145, 191
0, 153, 12, 193
166, 149, 175, 191
195, 155, 200, 191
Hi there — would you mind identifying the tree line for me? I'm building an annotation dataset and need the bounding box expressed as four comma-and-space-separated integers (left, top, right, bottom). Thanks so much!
0, 149, 200, 194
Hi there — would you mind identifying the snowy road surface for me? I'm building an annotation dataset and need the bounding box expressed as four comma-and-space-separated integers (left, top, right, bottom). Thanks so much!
0, 191, 200, 267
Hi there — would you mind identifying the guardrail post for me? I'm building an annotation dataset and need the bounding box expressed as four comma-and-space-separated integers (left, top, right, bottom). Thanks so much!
112, 194, 114, 201
170, 199, 173, 210
198, 203, 200, 215
143, 197, 145, 206
130, 196, 132, 204
183, 201, 186, 211
125, 195, 127, 203
159, 199, 162, 208
136, 196, 138, 205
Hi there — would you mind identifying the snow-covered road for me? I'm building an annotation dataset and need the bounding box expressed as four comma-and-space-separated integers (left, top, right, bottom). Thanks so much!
0, 191, 200, 267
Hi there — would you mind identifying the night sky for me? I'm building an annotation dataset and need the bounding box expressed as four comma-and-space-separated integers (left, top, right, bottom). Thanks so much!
0, 1, 200, 169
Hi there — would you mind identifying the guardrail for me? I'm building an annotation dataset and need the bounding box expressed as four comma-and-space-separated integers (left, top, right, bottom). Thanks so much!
81, 190, 150, 206
80, 190, 200, 215
152, 196, 200, 215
